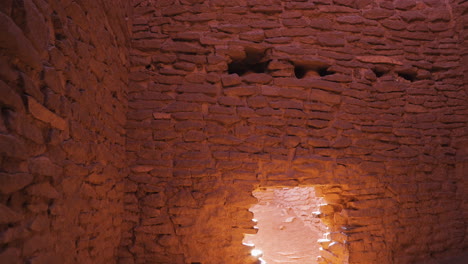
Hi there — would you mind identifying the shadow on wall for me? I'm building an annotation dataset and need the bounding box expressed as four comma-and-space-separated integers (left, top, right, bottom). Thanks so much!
425, 252, 468, 264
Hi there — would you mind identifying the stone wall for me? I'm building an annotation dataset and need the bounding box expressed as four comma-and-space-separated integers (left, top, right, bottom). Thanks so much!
1, 0, 466, 263
126, 0, 467, 263
453, 0, 468, 261
0, 0, 131, 263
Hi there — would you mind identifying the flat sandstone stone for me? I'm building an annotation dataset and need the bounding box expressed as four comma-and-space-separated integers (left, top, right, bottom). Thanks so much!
27, 97, 67, 130
356, 56, 403, 65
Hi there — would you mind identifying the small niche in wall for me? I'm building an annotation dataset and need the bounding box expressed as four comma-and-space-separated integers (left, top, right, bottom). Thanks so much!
396, 69, 417, 82
228, 61, 269, 76
317, 66, 335, 77
292, 58, 333, 79
294, 65, 307, 79
294, 65, 334, 79
228, 48, 269, 76
372, 66, 389, 78
397, 72, 416, 82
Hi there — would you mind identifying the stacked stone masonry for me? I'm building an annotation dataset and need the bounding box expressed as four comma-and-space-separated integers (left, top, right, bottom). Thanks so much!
1, 0, 467, 264
126, 0, 467, 263
0, 0, 131, 263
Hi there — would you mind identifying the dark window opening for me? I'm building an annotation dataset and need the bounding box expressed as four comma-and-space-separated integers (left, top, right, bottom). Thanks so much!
294, 65, 307, 79
228, 49, 269, 76
55, 34, 66, 40
397, 71, 417, 82
317, 67, 335, 77
372, 67, 388, 78
228, 61, 269, 76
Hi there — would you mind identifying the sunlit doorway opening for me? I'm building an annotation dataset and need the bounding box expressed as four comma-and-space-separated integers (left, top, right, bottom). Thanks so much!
243, 187, 328, 264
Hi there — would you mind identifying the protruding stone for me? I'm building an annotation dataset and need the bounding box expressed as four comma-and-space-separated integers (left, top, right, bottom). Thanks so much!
0, 173, 34, 194
27, 96, 67, 130
221, 74, 242, 87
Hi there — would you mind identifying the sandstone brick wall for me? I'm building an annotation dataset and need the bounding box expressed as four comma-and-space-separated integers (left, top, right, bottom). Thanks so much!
0, 0, 131, 263
453, 0, 468, 261
1, 0, 466, 263
126, 0, 467, 263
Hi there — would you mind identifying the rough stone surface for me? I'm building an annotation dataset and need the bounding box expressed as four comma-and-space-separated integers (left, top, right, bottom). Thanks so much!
0, 0, 130, 263
0, 0, 467, 264
125, 0, 467, 263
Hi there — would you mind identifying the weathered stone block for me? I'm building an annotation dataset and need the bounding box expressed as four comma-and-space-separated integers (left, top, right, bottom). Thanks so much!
242, 73, 273, 84
221, 74, 241, 87
27, 96, 66, 130
363, 8, 395, 20
0, 11, 41, 68
27, 182, 60, 199
29, 156, 61, 178
0, 204, 23, 224
161, 41, 210, 54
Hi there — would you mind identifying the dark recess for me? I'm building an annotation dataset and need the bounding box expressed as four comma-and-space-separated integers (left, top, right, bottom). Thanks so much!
317, 66, 335, 77
372, 67, 388, 77
397, 71, 417, 82
228, 61, 269, 75
294, 65, 334, 79
228, 49, 269, 76
294, 65, 307, 79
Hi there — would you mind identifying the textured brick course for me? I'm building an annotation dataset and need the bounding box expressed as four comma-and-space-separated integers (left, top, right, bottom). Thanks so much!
1, 0, 467, 263
0, 0, 130, 263
125, 0, 467, 263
